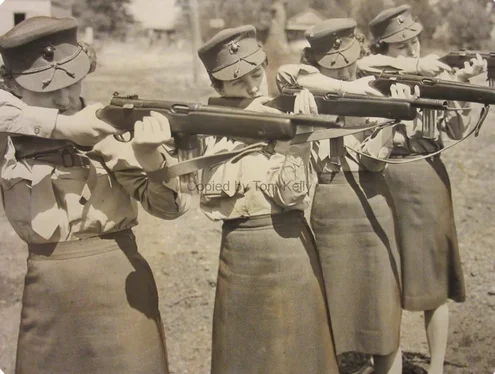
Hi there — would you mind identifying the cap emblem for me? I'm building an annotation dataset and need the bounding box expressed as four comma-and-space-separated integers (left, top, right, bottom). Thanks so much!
333, 38, 342, 49
42, 45, 56, 61
228, 41, 240, 54
397, 16, 404, 24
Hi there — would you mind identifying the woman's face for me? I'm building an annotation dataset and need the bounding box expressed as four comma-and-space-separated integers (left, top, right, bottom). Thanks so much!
320, 62, 357, 82
386, 36, 421, 58
219, 66, 268, 98
18, 80, 83, 115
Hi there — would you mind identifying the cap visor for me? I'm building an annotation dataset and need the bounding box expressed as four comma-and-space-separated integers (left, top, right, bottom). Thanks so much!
14, 50, 90, 92
314, 39, 361, 69
381, 22, 423, 44
212, 48, 266, 81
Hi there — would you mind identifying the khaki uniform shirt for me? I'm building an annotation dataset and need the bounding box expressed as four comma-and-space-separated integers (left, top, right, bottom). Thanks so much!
200, 137, 311, 221
0, 91, 190, 243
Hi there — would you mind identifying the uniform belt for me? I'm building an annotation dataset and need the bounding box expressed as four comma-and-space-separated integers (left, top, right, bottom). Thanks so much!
18, 147, 91, 168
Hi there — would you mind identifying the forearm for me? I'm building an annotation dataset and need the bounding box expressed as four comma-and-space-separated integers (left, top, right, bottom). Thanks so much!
265, 142, 311, 207
346, 121, 394, 171
0, 90, 57, 137
357, 54, 418, 74
114, 166, 190, 219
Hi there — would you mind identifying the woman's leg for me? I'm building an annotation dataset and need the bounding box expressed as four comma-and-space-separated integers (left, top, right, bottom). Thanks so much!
373, 347, 402, 374
425, 303, 449, 374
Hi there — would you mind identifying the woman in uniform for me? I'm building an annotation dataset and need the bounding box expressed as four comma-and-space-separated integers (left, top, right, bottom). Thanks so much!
196, 25, 340, 374
0, 16, 189, 374
276, 18, 406, 374
363, 5, 485, 373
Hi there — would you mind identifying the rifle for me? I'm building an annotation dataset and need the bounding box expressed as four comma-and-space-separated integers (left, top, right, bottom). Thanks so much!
95, 93, 369, 144
96, 93, 393, 192
369, 73, 495, 104
210, 88, 448, 139
209, 88, 448, 121
438, 50, 495, 87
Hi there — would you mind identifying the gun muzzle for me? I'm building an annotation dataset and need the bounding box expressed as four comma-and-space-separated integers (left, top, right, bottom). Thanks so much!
421, 109, 438, 139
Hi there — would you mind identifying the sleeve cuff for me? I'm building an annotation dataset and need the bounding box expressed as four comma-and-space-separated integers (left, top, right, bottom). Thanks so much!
24, 106, 58, 138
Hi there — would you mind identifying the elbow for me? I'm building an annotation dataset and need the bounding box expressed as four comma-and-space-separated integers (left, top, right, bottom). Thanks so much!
142, 193, 191, 220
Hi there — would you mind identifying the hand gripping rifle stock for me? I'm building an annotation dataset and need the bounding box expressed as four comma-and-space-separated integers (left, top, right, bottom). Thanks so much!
438, 50, 495, 87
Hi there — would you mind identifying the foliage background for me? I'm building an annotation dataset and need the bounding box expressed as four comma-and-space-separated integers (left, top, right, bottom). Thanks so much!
73, 0, 495, 50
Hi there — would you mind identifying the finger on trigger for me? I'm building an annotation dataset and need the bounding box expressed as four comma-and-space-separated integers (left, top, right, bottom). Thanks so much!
438, 61, 453, 72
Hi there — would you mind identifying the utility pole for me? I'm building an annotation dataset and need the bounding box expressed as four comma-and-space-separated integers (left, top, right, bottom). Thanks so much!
189, 0, 202, 84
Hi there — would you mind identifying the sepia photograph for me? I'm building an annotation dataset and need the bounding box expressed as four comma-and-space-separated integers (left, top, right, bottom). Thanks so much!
0, 0, 494, 373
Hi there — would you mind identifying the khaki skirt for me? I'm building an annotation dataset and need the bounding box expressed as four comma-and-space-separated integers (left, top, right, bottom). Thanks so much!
385, 157, 466, 311
211, 211, 339, 374
15, 229, 169, 374
310, 171, 402, 356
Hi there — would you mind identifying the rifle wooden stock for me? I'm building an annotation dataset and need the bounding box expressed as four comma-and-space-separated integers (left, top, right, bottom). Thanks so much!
96, 94, 345, 143
209, 89, 448, 120
369, 73, 495, 104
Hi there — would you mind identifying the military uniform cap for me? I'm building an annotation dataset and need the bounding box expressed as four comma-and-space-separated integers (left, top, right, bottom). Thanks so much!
0, 16, 91, 92
369, 5, 423, 43
198, 25, 266, 81
305, 18, 360, 69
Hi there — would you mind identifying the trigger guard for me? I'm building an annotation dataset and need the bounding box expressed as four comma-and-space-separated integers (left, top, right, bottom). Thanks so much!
114, 132, 133, 143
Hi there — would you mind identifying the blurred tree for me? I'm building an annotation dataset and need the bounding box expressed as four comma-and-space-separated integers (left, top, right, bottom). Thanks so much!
73, 0, 135, 39
394, 0, 437, 42
444, 0, 493, 48
353, 0, 387, 35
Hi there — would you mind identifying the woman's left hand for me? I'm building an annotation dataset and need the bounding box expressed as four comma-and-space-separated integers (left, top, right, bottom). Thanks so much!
456, 53, 488, 81
132, 111, 173, 153
293, 89, 317, 134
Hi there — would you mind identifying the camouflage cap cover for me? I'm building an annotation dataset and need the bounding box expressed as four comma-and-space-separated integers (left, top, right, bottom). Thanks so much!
198, 25, 267, 81
369, 5, 423, 44
305, 18, 361, 69
0, 16, 91, 92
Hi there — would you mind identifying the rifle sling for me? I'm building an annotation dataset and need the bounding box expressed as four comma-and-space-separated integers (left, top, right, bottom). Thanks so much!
345, 105, 489, 165
162, 121, 392, 179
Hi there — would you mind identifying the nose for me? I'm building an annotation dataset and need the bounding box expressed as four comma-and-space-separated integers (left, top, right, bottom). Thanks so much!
246, 77, 260, 97
407, 44, 417, 57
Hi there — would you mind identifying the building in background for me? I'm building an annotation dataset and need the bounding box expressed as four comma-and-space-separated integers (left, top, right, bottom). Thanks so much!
0, 0, 73, 35
130, 0, 180, 47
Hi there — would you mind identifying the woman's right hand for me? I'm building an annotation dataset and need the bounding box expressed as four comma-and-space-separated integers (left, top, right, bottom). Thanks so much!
345, 76, 384, 97
390, 83, 420, 100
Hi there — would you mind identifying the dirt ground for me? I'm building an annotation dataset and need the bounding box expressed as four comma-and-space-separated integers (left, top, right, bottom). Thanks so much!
0, 42, 494, 374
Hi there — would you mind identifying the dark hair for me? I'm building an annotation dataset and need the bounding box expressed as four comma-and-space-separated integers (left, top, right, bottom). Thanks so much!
79, 41, 97, 74
0, 65, 17, 95
369, 39, 389, 55
209, 58, 269, 93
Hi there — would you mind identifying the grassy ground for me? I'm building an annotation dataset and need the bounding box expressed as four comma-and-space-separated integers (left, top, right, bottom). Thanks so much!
0, 41, 494, 374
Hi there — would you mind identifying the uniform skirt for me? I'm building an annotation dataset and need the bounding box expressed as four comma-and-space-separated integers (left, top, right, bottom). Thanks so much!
310, 171, 402, 356
15, 229, 169, 374
385, 157, 466, 311
211, 211, 339, 374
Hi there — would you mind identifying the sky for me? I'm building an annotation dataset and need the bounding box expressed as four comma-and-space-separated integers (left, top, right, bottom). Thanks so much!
129, 0, 181, 29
